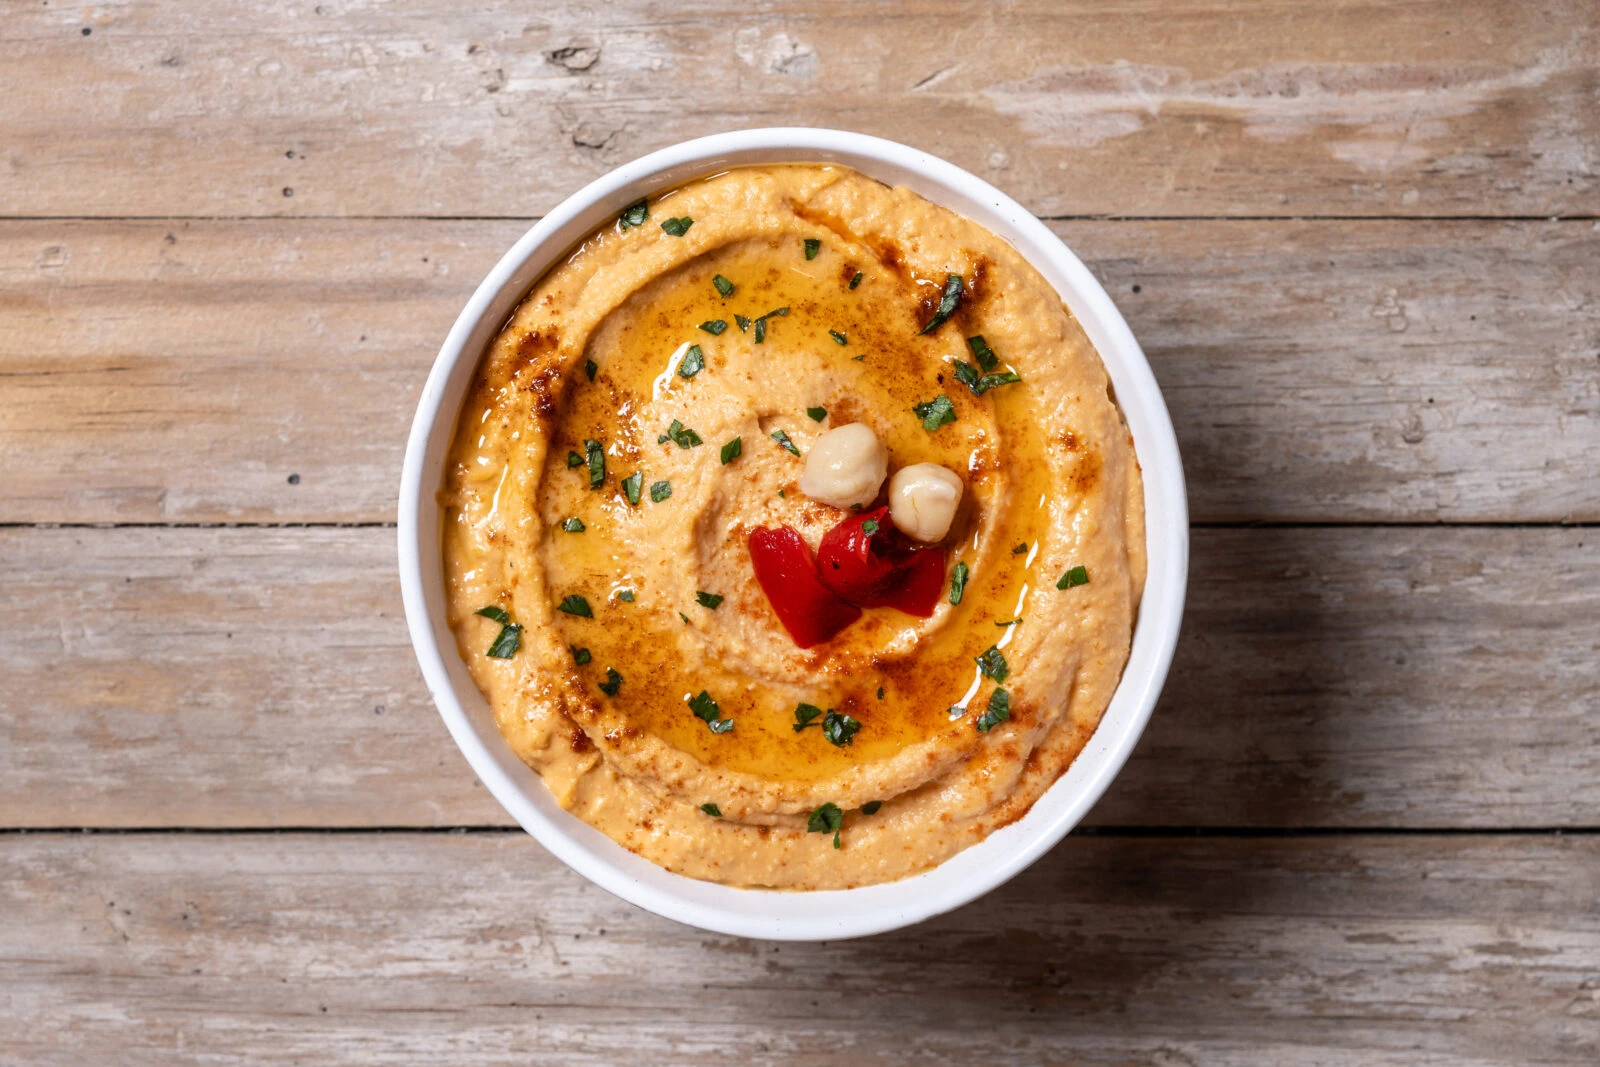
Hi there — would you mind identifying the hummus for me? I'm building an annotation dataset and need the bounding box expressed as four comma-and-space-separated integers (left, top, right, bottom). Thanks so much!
443, 165, 1145, 890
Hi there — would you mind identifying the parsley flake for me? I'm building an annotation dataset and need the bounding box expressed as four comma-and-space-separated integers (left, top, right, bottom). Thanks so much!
792, 703, 824, 732
976, 645, 1009, 683
699, 319, 727, 335
557, 595, 592, 618
996, 618, 1022, 627
967, 335, 999, 371
475, 605, 510, 625
621, 472, 643, 506
919, 273, 964, 334
598, 667, 623, 696
949, 561, 969, 604
822, 710, 861, 747
753, 317, 766, 344
700, 803, 722, 818
976, 687, 1011, 732
678, 344, 705, 379
861, 800, 883, 815
566, 451, 583, 468
720, 437, 742, 464
571, 645, 591, 665
561, 517, 585, 532
861, 519, 880, 536
486, 623, 522, 659
829, 330, 848, 345
770, 429, 800, 456
688, 690, 734, 734
662, 420, 702, 448
849, 270, 863, 290
1058, 565, 1090, 590
695, 591, 724, 609
1012, 542, 1028, 554
734, 314, 752, 332
614, 589, 635, 603
953, 358, 1023, 396
660, 216, 693, 236
650, 479, 672, 502
806, 406, 827, 422
804, 238, 820, 260
618, 199, 649, 230
807, 802, 844, 849
913, 395, 957, 432
584, 439, 605, 488
584, 358, 598, 382
712, 274, 735, 298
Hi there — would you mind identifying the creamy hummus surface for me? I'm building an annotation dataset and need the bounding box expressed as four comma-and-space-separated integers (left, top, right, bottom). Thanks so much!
443, 165, 1145, 889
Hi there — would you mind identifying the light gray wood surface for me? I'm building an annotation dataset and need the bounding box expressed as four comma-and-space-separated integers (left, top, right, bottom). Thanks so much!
2, 1, 1596, 1062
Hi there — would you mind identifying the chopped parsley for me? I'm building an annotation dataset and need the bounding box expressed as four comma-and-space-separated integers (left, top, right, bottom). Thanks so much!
720, 437, 743, 464
806, 406, 827, 422
967, 335, 999, 371
677, 344, 705, 378
1012, 542, 1028, 554
584, 439, 605, 488
650, 479, 672, 502
849, 270, 863, 290
688, 690, 734, 734
712, 274, 735, 298
861, 800, 883, 815
807, 802, 844, 849
1058, 565, 1090, 590
753, 317, 766, 344
792, 703, 824, 731
618, 199, 648, 230
952, 358, 1023, 397
877, 687, 885, 700
695, 591, 724, 609
919, 273, 964, 334
734, 314, 752, 332
598, 667, 623, 696
566, 450, 583, 468
976, 645, 1009, 683
913, 395, 957, 432
584, 358, 598, 382
829, 330, 848, 345
557, 594, 592, 618
561, 517, 585, 532
700, 803, 722, 817
699, 319, 727, 335
614, 589, 635, 603
660, 420, 702, 448
770, 429, 800, 456
976, 687, 1011, 732
822, 710, 861, 747
852, 354, 866, 362
995, 618, 1022, 627
475, 605, 510, 625
861, 519, 880, 536
621, 472, 643, 506
678, 611, 691, 624
486, 623, 522, 659
571, 645, 591, 665
660, 216, 693, 236
804, 238, 821, 260
949, 561, 969, 604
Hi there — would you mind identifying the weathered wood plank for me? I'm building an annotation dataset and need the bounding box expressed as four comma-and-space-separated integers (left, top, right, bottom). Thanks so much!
1, 832, 1594, 1065
1, 218, 1595, 525
2, 1, 1595, 219
1, 525, 1593, 829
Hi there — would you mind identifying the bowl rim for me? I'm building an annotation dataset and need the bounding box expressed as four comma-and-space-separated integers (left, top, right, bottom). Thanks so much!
399, 127, 1188, 940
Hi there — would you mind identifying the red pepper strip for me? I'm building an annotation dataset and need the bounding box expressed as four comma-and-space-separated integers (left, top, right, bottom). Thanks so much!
748, 526, 862, 648
817, 508, 948, 618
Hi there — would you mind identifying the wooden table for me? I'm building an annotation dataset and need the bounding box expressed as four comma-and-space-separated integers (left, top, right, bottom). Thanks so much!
3, 3, 1597, 1062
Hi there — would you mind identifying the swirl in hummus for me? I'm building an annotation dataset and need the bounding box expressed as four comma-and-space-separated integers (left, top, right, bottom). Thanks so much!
443, 165, 1145, 890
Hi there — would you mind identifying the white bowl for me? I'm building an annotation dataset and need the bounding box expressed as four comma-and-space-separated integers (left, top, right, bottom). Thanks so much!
399, 128, 1188, 940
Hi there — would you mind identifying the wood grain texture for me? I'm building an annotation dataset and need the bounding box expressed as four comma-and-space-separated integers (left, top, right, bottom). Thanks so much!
2, 1, 1596, 219
2, 832, 1595, 1065
2, 217, 1595, 525
2, 525, 1593, 830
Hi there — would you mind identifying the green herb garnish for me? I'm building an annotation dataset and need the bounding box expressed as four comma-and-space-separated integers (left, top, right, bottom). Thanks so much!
584, 439, 605, 488
995, 618, 1021, 627
688, 690, 734, 733
650, 479, 672, 502
677, 344, 705, 379
585, 358, 598, 382
793, 703, 825, 731
662, 420, 702, 448
712, 274, 735, 298
919, 273, 964, 334
913, 395, 956, 432
696, 591, 724, 609
877, 687, 885, 700
598, 667, 623, 696
660, 216, 693, 236
852, 354, 865, 361
976, 687, 1010, 732
953, 359, 1023, 396
557, 594, 592, 617
829, 330, 848, 345
618, 199, 648, 230
734, 314, 751, 332
614, 589, 635, 602
807, 802, 844, 849
861, 519, 880, 536
861, 800, 882, 815
976, 645, 1009, 683
1058, 565, 1090, 590
770, 429, 800, 456
822, 710, 860, 747
566, 451, 583, 468
486, 623, 522, 659
804, 238, 820, 260
561, 517, 585, 532
967, 335, 998, 371
849, 271, 863, 290
753, 317, 766, 344
699, 319, 727, 335
475, 605, 510, 625
571, 645, 591, 665
678, 611, 691, 624
720, 437, 742, 464
1012, 542, 1028, 554
700, 803, 722, 817
622, 472, 643, 506
806, 406, 827, 422
949, 561, 969, 604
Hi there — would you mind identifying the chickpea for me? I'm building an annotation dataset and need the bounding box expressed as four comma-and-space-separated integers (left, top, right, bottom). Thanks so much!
798, 423, 888, 509
888, 463, 964, 542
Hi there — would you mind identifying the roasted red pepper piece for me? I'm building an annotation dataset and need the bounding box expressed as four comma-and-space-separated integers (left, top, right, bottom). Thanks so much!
817, 507, 948, 618
748, 526, 862, 648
